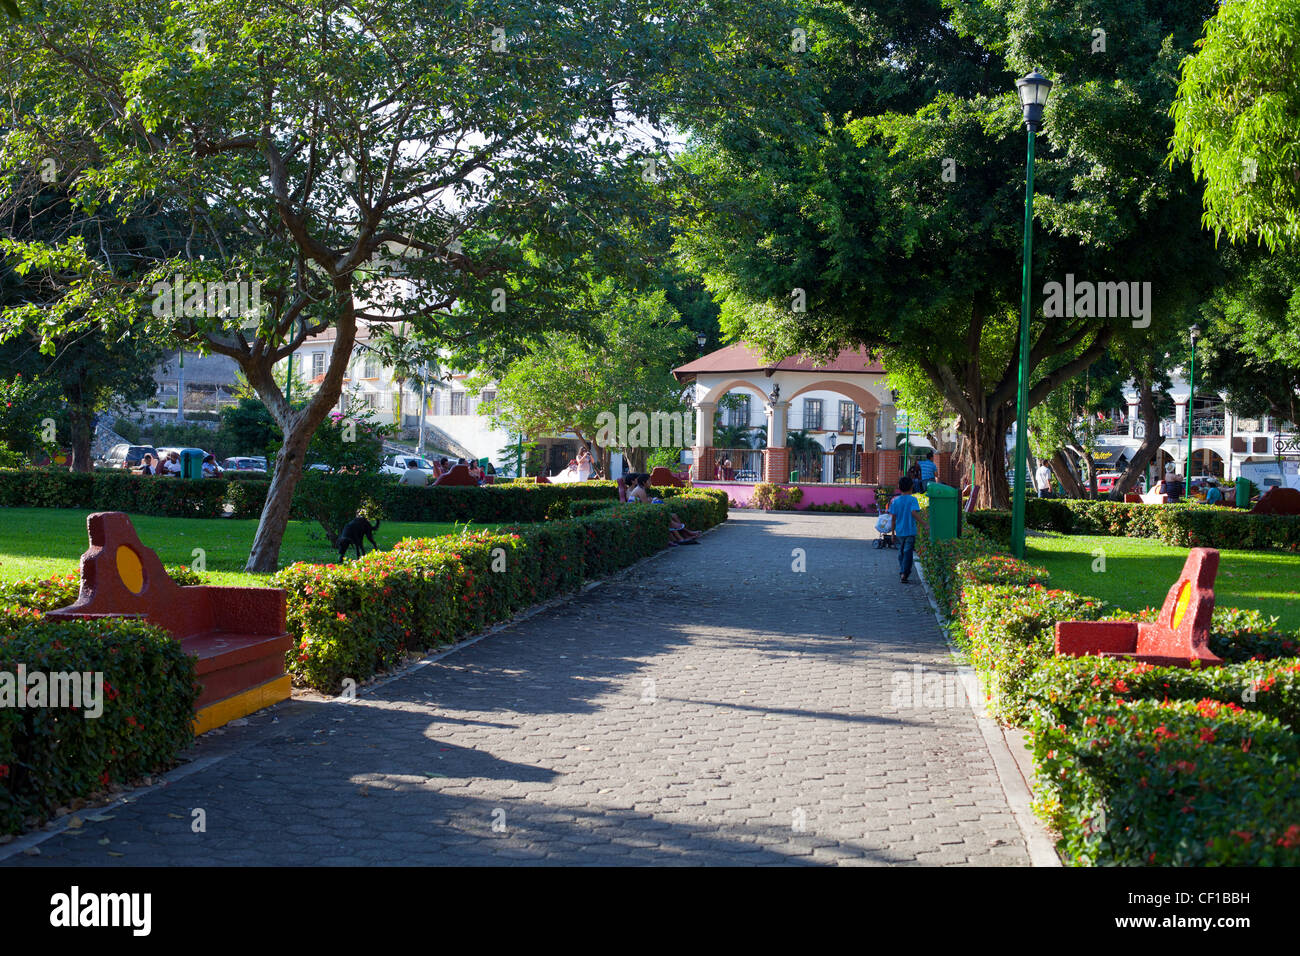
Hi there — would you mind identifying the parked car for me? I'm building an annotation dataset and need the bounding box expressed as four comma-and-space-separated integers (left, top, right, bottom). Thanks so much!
379, 454, 437, 477
98, 444, 158, 470
222, 456, 268, 473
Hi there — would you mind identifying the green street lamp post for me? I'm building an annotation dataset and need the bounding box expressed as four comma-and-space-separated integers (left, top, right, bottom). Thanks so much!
1011, 68, 1053, 560
1185, 324, 1200, 489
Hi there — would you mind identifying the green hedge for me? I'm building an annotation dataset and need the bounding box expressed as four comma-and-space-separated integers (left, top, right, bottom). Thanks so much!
274, 492, 727, 692
0, 616, 198, 835
915, 516, 1300, 865
1029, 697, 1300, 865
1017, 498, 1300, 552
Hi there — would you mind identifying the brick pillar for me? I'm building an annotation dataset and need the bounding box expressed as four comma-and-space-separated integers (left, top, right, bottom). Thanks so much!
695, 446, 716, 482
764, 447, 790, 483
877, 450, 901, 486
935, 451, 954, 486
859, 451, 877, 484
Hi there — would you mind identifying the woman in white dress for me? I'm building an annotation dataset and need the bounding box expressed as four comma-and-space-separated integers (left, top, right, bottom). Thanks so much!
575, 446, 594, 481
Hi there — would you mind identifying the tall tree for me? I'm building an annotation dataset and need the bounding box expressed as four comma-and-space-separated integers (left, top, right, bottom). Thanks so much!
676, 0, 1221, 507
472, 281, 692, 473
0, 0, 800, 571
1171, 0, 1300, 252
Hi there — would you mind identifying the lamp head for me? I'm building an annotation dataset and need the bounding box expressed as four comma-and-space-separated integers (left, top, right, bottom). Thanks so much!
1016, 69, 1053, 132
1190, 323, 1201, 343
696, 332, 708, 349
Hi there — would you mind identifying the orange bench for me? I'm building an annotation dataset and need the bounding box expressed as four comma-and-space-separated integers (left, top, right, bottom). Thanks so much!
1054, 547, 1223, 667
46, 512, 293, 733
649, 466, 685, 488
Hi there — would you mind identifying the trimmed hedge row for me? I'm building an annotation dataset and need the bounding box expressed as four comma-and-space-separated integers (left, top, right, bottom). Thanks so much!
916, 518, 1300, 865
1030, 698, 1300, 865
0, 467, 634, 524
273, 492, 728, 692
1024, 498, 1300, 552
0, 615, 198, 835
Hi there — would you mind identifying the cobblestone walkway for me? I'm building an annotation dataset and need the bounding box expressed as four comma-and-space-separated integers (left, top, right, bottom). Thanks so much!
7, 511, 1031, 866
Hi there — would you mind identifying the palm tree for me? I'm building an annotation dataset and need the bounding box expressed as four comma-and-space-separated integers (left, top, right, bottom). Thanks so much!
365, 324, 439, 429
786, 429, 822, 480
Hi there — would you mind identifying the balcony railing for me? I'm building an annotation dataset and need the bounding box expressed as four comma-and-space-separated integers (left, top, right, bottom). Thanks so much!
710, 448, 763, 482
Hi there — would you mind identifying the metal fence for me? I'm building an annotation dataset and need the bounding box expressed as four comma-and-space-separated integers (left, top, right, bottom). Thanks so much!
712, 448, 763, 482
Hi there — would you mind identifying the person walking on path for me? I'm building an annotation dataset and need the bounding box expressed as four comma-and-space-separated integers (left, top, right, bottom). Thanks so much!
888, 476, 921, 584
917, 451, 937, 491
1034, 460, 1054, 498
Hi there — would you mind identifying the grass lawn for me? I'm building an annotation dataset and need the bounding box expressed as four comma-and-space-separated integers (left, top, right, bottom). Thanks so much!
1028, 533, 1300, 631
0, 508, 495, 587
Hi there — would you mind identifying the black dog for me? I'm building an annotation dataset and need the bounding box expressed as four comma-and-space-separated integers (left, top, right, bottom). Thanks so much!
337, 515, 381, 560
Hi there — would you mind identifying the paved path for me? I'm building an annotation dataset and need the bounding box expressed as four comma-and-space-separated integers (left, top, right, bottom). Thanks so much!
7, 511, 1030, 866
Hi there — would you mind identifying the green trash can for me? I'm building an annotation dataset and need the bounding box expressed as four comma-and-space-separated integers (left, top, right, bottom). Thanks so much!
179, 447, 206, 480
1235, 476, 1251, 509
789, 469, 800, 483
927, 481, 959, 542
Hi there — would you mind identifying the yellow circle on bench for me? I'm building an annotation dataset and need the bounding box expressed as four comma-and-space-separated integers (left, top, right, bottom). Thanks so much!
1171, 580, 1191, 630
116, 545, 144, 594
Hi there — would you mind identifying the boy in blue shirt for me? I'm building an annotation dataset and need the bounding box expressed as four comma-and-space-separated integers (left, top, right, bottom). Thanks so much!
888, 476, 922, 583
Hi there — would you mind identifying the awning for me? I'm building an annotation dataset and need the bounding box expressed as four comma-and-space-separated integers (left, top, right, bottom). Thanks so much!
1090, 445, 1131, 468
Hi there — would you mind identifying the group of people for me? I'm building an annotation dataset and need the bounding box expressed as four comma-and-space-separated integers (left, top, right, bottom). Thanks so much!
616, 472, 703, 546
134, 451, 222, 477
398, 456, 495, 487
550, 446, 597, 483
903, 451, 938, 493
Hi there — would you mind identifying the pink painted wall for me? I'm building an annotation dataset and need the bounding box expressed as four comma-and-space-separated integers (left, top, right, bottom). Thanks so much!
696, 481, 878, 512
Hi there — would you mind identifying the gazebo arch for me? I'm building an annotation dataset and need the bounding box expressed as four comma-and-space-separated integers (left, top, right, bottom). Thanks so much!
696, 378, 773, 408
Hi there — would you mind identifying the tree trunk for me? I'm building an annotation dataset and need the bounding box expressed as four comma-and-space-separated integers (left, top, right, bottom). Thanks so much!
1107, 376, 1162, 499
243, 298, 358, 573
68, 403, 94, 473
1084, 451, 1098, 499
963, 412, 1011, 509
1049, 450, 1084, 498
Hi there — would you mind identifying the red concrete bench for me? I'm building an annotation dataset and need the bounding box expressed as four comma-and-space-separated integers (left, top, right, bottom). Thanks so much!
1054, 547, 1223, 667
434, 463, 478, 486
649, 467, 685, 488
1251, 486, 1300, 515
46, 512, 293, 732
1123, 492, 1143, 503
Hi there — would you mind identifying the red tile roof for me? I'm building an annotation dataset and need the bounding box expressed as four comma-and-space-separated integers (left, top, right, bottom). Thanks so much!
673, 343, 884, 381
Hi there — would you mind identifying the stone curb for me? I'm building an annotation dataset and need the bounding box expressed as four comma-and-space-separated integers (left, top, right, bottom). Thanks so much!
913, 553, 1062, 868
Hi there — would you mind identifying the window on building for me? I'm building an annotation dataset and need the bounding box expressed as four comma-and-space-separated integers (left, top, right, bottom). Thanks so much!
480, 389, 497, 410
311, 352, 324, 378
839, 401, 857, 434
803, 398, 823, 431
727, 396, 751, 428
363, 356, 379, 379
451, 392, 467, 416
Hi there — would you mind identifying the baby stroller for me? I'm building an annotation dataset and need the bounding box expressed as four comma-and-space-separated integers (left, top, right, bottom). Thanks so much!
874, 510, 897, 549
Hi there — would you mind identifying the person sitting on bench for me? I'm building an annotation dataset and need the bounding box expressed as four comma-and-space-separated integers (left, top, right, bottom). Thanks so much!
668, 513, 701, 545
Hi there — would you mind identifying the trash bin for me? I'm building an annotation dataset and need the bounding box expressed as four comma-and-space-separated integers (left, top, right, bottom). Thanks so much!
789, 469, 800, 483
179, 448, 206, 480
927, 481, 959, 542
1235, 476, 1251, 509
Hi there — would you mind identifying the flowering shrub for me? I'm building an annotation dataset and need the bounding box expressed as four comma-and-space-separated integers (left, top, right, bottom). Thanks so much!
1023, 654, 1300, 733
0, 617, 198, 835
274, 495, 725, 692
959, 584, 1109, 725
752, 483, 803, 511
1029, 697, 1300, 865
0, 567, 203, 614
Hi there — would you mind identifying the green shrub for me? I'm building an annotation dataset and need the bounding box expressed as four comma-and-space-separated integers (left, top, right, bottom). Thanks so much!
965, 509, 1012, 546
0, 617, 198, 834
0, 566, 204, 613
753, 482, 803, 511
958, 583, 1109, 724
1023, 499, 1300, 552
1029, 697, 1300, 865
